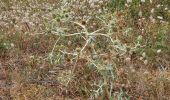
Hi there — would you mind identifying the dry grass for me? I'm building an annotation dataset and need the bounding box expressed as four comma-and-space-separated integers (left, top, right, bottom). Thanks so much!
0, 0, 170, 99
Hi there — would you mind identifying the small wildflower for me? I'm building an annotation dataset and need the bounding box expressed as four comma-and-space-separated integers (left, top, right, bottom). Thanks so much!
137, 35, 143, 42
14, 25, 19, 29
49, 70, 56, 73
138, 11, 142, 17
76, 47, 81, 53
125, 57, 131, 62
165, 7, 168, 10
151, 8, 154, 13
141, 29, 145, 34
149, 16, 156, 23
67, 41, 72, 46
141, 0, 145, 3
10, 43, 14, 47
125, 3, 130, 7
49, 53, 53, 58
92, 54, 98, 60
156, 4, 161, 8
99, 1, 103, 4
30, 56, 35, 59
136, 43, 141, 48
139, 57, 143, 60
90, 3, 95, 8
40, 66, 44, 69
24, 32, 29, 35
127, 0, 132, 3
157, 16, 163, 20
144, 60, 148, 65
3, 43, 7, 46
130, 67, 135, 72
142, 52, 146, 57
157, 49, 161, 53
144, 70, 149, 75
150, 0, 152, 3
121, 84, 125, 87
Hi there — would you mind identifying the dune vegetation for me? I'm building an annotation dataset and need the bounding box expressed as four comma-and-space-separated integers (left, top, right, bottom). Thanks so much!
0, 0, 170, 99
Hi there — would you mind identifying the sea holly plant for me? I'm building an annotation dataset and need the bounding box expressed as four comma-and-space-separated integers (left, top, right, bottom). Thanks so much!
48, 19, 130, 58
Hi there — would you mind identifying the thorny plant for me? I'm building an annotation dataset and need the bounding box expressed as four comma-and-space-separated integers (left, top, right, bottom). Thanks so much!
45, 13, 152, 99
0, 0, 170, 99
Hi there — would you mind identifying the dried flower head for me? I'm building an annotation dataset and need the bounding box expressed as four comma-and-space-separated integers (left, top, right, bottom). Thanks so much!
127, 0, 132, 3
141, 0, 145, 3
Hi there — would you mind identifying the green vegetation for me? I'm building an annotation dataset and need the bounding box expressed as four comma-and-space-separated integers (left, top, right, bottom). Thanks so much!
0, 0, 170, 99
